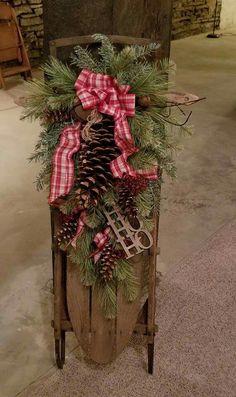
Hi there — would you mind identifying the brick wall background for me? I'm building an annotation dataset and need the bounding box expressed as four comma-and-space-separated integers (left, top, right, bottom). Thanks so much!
2, 0, 43, 65
172, 0, 222, 39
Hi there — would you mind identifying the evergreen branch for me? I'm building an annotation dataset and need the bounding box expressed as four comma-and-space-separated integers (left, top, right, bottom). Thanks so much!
71, 45, 98, 71
95, 279, 117, 319
116, 259, 139, 302
85, 207, 106, 229
92, 34, 115, 73
135, 184, 155, 217
69, 229, 96, 286
132, 42, 160, 59
42, 56, 76, 92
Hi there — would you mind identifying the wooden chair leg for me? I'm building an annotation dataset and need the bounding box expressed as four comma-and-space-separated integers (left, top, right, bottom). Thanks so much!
147, 341, 154, 374
0, 68, 6, 89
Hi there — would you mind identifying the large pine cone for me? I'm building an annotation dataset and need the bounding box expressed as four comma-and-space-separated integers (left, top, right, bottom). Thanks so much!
76, 117, 120, 208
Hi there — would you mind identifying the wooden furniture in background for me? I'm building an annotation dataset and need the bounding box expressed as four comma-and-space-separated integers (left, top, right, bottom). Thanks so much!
0, 2, 32, 89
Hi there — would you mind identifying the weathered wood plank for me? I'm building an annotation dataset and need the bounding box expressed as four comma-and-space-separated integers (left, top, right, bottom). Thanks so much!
67, 259, 91, 352
43, 0, 172, 59
43, 0, 113, 58
90, 286, 116, 363
113, 0, 173, 58
49, 35, 154, 50
116, 252, 149, 355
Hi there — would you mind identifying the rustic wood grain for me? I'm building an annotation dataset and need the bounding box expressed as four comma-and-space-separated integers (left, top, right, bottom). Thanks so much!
43, 0, 172, 59
90, 285, 116, 363
113, 0, 172, 58
67, 259, 91, 352
116, 252, 149, 355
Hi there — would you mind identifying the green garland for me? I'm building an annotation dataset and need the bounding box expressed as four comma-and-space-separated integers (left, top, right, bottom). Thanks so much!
23, 34, 191, 318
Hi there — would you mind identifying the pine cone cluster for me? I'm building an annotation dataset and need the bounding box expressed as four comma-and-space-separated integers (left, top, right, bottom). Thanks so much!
98, 242, 124, 281
56, 218, 77, 246
43, 108, 71, 124
116, 175, 148, 219
76, 117, 120, 208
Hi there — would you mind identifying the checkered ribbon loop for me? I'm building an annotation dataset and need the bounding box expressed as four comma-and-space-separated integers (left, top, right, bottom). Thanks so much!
90, 226, 111, 263
48, 123, 81, 204
75, 69, 157, 180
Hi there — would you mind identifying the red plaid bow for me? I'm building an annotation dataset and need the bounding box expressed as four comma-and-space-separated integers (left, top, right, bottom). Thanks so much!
49, 69, 158, 205
75, 69, 157, 179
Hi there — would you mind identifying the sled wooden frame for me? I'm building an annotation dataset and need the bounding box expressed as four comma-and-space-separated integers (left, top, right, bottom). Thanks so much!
50, 35, 161, 374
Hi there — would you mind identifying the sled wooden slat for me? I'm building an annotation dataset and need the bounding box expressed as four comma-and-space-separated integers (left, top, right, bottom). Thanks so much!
90, 286, 116, 363
67, 260, 91, 352
49, 35, 155, 57
116, 252, 148, 355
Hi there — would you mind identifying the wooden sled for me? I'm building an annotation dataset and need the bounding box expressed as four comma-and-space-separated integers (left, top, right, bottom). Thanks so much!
0, 2, 32, 89
51, 207, 159, 374
50, 35, 160, 374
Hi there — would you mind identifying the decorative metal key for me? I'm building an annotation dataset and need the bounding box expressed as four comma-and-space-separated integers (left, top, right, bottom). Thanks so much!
104, 207, 153, 259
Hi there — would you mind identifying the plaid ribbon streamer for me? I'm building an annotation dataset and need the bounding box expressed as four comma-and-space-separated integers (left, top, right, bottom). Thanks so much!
70, 211, 86, 248
75, 69, 157, 180
48, 123, 81, 204
91, 226, 111, 263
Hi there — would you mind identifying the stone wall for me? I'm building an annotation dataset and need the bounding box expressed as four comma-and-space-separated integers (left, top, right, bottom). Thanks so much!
2, 0, 43, 65
172, 0, 222, 39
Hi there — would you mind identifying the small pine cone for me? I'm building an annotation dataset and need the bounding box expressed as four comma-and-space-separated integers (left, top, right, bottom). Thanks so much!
56, 218, 78, 247
98, 242, 124, 281
118, 190, 137, 218
116, 175, 148, 219
43, 108, 71, 124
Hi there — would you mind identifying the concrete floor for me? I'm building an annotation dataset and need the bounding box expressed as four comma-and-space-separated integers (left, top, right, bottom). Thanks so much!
0, 32, 236, 396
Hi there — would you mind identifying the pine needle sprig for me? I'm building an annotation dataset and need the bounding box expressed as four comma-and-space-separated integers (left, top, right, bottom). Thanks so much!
115, 259, 139, 302
22, 79, 55, 120
85, 207, 106, 229
34, 163, 52, 191
132, 42, 160, 59
92, 34, 115, 73
71, 45, 98, 72
95, 279, 117, 319
135, 183, 155, 217
22, 57, 77, 121
69, 228, 96, 286
42, 56, 76, 92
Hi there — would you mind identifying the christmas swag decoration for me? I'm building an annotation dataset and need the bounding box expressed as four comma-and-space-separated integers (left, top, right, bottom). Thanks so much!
24, 34, 194, 318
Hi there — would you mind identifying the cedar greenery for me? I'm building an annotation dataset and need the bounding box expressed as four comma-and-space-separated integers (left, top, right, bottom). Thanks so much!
24, 34, 191, 318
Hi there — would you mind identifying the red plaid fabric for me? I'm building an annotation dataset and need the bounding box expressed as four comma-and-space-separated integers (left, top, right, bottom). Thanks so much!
48, 123, 81, 204
75, 69, 157, 180
91, 226, 111, 263
70, 211, 86, 248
